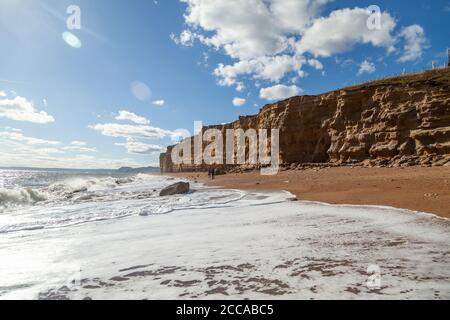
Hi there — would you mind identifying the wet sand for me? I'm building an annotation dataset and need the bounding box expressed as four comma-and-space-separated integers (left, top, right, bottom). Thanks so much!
168, 166, 450, 218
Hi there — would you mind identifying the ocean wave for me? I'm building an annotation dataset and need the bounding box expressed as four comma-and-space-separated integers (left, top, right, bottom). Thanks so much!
0, 187, 47, 207
0, 174, 263, 233
46, 176, 135, 197
0, 175, 138, 211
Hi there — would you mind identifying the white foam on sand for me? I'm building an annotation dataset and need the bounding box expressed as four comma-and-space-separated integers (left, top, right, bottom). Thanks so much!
0, 176, 449, 300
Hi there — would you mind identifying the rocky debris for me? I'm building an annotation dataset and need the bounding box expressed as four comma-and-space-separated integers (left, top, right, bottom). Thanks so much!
160, 69, 450, 172
159, 182, 190, 196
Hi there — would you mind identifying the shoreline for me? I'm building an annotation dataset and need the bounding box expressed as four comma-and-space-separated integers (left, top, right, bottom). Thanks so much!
2, 172, 449, 299
165, 166, 450, 219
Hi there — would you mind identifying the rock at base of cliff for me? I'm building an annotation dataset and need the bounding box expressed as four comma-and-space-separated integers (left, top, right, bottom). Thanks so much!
159, 182, 190, 196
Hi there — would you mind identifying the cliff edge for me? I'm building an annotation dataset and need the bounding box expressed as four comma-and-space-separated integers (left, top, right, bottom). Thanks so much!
160, 68, 450, 173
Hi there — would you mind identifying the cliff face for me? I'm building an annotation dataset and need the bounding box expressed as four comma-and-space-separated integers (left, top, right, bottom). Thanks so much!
160, 68, 450, 172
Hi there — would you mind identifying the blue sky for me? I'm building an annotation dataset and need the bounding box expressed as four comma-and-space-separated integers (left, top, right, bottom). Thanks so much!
0, 0, 448, 169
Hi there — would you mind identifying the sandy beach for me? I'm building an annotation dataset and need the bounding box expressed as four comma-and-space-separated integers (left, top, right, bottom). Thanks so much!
169, 166, 450, 219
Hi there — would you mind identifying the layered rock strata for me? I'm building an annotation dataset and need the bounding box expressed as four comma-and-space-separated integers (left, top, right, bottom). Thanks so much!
160, 68, 450, 172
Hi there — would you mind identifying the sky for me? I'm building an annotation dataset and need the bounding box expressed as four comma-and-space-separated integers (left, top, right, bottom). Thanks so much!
0, 0, 449, 169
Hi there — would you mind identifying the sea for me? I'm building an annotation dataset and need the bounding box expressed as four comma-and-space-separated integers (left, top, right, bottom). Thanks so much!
0, 169, 449, 300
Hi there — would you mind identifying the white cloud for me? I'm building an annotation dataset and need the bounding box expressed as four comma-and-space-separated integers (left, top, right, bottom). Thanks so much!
397, 25, 427, 62
71, 141, 87, 146
181, 0, 284, 60
0, 145, 142, 169
178, 0, 334, 60
357, 60, 376, 75
115, 110, 150, 125
174, 2, 420, 92
270, 0, 330, 34
214, 55, 306, 88
232, 97, 246, 107
0, 130, 144, 169
89, 123, 173, 140
0, 95, 55, 123
297, 8, 396, 57
0, 91, 6, 97
152, 100, 165, 106
171, 128, 192, 143
308, 59, 323, 70
0, 126, 22, 132
235, 82, 245, 92
62, 146, 97, 153
115, 141, 163, 155
259, 84, 301, 101
170, 30, 196, 46
175, 0, 333, 90
0, 131, 60, 145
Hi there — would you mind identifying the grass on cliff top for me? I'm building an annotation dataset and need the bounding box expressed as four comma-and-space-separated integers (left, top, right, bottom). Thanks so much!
347, 68, 450, 90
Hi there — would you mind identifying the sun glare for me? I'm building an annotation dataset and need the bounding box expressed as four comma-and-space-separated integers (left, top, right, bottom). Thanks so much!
62, 31, 82, 49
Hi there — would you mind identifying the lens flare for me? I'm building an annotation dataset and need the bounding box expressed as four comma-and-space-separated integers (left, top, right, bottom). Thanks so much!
130, 81, 152, 101
62, 31, 82, 49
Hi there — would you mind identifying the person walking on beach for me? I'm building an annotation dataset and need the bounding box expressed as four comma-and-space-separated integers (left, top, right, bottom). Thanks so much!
211, 167, 216, 180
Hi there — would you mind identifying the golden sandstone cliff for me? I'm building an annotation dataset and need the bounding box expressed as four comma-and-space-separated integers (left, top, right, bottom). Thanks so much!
160, 68, 450, 173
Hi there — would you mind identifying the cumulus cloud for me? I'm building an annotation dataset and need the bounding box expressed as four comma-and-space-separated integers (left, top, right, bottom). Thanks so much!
152, 100, 165, 106
357, 60, 376, 75
181, 0, 285, 60
232, 97, 246, 107
397, 25, 428, 62
174, 0, 331, 90
89, 123, 173, 140
174, 1, 424, 93
259, 84, 301, 101
178, 0, 334, 60
214, 55, 306, 87
115, 141, 163, 154
296, 8, 396, 57
115, 110, 150, 125
0, 95, 55, 123
0, 91, 6, 97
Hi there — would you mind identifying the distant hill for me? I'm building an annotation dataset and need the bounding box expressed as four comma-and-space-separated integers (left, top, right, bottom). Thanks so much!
116, 166, 160, 173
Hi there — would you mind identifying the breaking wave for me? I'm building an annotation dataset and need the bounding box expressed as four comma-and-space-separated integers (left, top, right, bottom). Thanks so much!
46, 176, 135, 197
0, 173, 256, 233
0, 187, 47, 208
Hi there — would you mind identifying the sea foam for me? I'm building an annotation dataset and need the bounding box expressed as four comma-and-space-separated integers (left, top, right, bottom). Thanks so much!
0, 187, 47, 208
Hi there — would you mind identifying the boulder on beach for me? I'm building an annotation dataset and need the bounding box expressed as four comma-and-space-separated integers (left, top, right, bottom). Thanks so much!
159, 182, 190, 196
